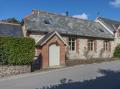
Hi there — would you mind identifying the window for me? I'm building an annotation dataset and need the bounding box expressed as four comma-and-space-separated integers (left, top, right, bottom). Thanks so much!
103, 41, 111, 52
44, 19, 51, 24
69, 37, 76, 51
88, 40, 94, 51
99, 29, 104, 32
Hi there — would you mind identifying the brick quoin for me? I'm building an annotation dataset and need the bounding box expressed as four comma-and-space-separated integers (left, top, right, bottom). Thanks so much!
76, 38, 80, 53
36, 35, 66, 68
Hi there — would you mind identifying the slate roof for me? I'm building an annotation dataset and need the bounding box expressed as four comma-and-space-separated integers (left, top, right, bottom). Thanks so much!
36, 31, 68, 46
97, 17, 120, 32
36, 31, 55, 46
0, 22, 22, 37
25, 10, 114, 39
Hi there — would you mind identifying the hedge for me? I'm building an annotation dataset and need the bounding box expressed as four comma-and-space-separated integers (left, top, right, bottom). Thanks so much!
113, 44, 120, 58
0, 37, 35, 65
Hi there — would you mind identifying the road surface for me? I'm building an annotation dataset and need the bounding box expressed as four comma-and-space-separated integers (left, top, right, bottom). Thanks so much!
0, 60, 120, 89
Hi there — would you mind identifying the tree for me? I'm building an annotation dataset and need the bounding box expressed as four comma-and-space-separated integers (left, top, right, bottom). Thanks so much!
1, 17, 20, 24
114, 44, 120, 58
20, 19, 24, 26
1, 18, 25, 26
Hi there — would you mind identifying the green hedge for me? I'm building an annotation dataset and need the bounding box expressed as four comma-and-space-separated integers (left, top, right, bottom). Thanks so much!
113, 44, 120, 58
0, 37, 35, 65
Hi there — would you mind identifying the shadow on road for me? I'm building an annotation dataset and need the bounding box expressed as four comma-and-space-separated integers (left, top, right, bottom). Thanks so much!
36, 69, 120, 89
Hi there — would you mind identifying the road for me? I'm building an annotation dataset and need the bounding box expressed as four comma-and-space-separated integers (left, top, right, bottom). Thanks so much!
0, 60, 120, 89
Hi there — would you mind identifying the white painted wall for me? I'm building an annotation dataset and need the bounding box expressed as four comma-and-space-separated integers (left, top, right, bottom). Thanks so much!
29, 34, 44, 43
22, 25, 27, 37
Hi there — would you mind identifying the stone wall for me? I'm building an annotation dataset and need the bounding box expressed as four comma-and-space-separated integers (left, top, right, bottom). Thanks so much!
113, 32, 120, 51
63, 37, 114, 60
27, 31, 114, 60
29, 33, 45, 43
0, 65, 31, 78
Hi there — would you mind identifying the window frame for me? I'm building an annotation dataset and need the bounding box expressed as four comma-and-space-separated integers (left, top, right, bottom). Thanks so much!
103, 40, 111, 52
68, 37, 76, 52
88, 39, 94, 51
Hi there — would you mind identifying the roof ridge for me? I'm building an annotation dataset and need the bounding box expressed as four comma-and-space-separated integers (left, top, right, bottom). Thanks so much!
97, 16, 120, 23
30, 9, 94, 23
0, 21, 21, 26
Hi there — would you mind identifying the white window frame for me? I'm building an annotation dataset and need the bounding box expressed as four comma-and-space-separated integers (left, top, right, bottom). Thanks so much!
68, 37, 76, 52
104, 41, 110, 52
88, 40, 94, 51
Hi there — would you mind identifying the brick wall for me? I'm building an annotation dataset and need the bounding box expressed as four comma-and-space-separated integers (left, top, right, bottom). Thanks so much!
76, 38, 80, 54
36, 35, 66, 68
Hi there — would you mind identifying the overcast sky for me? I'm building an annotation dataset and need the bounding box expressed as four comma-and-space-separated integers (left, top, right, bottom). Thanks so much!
0, 0, 120, 21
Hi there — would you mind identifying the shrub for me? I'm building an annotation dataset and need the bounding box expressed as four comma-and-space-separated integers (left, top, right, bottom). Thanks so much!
113, 44, 120, 58
0, 47, 8, 65
0, 37, 35, 65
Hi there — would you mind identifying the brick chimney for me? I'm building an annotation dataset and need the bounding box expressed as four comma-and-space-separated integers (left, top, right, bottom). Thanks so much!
32, 9, 39, 14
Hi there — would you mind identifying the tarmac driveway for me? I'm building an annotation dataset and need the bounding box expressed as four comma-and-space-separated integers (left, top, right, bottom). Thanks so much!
0, 60, 120, 89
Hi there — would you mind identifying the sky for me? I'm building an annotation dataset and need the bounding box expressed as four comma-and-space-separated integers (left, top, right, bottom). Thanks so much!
0, 0, 120, 21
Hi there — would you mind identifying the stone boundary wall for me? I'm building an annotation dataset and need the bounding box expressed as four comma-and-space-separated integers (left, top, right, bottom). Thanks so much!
0, 65, 31, 78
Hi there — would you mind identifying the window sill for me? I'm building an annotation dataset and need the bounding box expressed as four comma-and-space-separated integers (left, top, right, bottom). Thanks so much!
68, 51, 76, 54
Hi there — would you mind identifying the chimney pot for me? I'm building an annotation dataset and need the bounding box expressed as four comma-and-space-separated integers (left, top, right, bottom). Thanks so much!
65, 11, 69, 16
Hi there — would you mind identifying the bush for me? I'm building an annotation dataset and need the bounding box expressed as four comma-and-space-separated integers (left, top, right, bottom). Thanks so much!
0, 37, 35, 65
113, 44, 120, 58
0, 47, 8, 65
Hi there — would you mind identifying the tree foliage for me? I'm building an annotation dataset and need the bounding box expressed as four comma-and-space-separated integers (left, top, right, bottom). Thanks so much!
113, 44, 120, 58
1, 17, 20, 24
1, 18, 24, 26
